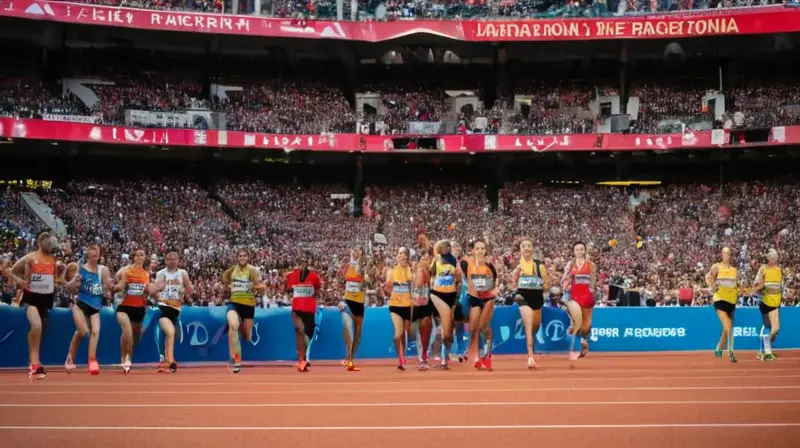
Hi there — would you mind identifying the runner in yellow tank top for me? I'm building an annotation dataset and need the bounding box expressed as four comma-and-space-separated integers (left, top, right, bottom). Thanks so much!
222, 249, 265, 374
338, 246, 368, 371
385, 247, 413, 371
705, 247, 740, 363
753, 249, 783, 361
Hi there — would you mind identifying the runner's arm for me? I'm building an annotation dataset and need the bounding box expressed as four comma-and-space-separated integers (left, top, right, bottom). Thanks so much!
182, 270, 195, 302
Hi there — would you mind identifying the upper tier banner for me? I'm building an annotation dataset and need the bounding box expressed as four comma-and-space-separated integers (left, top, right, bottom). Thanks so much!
1, 1, 797, 42
1, 117, 797, 152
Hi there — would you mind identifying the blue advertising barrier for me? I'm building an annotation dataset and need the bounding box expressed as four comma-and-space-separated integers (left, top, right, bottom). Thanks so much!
0, 305, 798, 368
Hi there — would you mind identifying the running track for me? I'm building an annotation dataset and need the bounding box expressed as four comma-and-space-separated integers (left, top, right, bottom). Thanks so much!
1, 352, 799, 447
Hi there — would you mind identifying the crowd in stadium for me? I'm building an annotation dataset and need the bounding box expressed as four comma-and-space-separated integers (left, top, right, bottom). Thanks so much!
56, 0, 792, 18
3, 71, 800, 135
2, 181, 798, 309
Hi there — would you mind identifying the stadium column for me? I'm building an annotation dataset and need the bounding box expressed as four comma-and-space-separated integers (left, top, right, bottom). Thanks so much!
486, 155, 503, 213
619, 42, 629, 115
352, 154, 364, 218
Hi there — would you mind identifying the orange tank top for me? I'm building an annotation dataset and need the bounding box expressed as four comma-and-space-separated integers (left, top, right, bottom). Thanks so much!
466, 260, 496, 300
121, 266, 149, 308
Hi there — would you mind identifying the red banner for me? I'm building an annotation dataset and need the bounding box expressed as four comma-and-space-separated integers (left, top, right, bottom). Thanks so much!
2, 117, 797, 153
0, 1, 797, 42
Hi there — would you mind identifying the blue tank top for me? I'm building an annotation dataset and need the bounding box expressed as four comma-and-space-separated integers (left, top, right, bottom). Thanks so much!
78, 265, 105, 310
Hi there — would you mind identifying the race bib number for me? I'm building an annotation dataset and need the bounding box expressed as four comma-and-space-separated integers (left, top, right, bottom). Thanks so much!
29, 274, 55, 294
471, 275, 492, 292
127, 283, 146, 296
434, 275, 454, 288
89, 282, 104, 296
345, 281, 363, 293
231, 279, 250, 293
161, 286, 181, 300
412, 287, 429, 306
518, 275, 543, 290
574, 275, 591, 285
293, 285, 314, 298
393, 283, 410, 294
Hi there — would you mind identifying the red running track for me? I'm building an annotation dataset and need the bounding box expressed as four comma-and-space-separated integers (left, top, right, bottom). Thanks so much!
1, 352, 799, 447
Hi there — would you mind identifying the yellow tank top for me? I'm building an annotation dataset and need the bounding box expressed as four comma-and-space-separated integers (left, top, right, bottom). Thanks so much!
761, 265, 783, 308
389, 265, 413, 307
713, 264, 738, 305
431, 259, 457, 293
230, 265, 255, 307
518, 258, 545, 290
342, 262, 366, 303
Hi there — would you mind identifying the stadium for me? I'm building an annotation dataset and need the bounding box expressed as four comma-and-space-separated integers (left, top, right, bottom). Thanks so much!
1, 1, 800, 446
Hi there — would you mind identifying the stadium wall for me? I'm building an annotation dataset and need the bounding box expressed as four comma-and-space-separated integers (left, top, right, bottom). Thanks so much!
0, 306, 798, 367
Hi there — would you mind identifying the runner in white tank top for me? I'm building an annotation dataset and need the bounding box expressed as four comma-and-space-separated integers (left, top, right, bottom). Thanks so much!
154, 250, 193, 373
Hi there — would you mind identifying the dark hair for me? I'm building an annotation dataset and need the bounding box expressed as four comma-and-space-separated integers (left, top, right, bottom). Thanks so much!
236, 248, 249, 257
517, 237, 533, 251
573, 241, 586, 251
471, 238, 487, 249
166, 249, 181, 257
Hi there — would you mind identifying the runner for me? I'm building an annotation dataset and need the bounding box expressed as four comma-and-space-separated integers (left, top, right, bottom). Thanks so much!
705, 246, 739, 363
154, 250, 194, 373
385, 247, 413, 371
753, 249, 783, 361
287, 255, 322, 372
428, 239, 461, 369
450, 240, 468, 363
339, 245, 368, 371
461, 238, 498, 371
1, 232, 67, 379
114, 249, 160, 374
512, 238, 550, 369
412, 246, 433, 370
561, 241, 597, 362
221, 249, 264, 374
64, 245, 113, 375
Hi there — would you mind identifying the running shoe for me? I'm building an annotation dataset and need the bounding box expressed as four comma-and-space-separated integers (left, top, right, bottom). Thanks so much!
440, 359, 450, 370
64, 357, 76, 373
473, 358, 485, 370
157, 362, 168, 373
579, 341, 589, 358
418, 360, 429, 371
756, 352, 765, 361
88, 358, 100, 375
296, 360, 310, 372
29, 364, 46, 380
714, 348, 723, 358
232, 354, 242, 374
482, 356, 493, 371
764, 353, 777, 361
527, 357, 536, 370
169, 362, 178, 373
457, 354, 467, 363
396, 360, 406, 371
729, 352, 738, 363
344, 360, 360, 372
568, 351, 580, 361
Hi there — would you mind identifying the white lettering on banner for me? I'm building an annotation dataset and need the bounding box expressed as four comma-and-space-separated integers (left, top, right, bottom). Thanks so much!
534, 319, 567, 344
42, 114, 99, 124
733, 326, 759, 337
589, 326, 687, 342
513, 136, 570, 152
151, 12, 248, 32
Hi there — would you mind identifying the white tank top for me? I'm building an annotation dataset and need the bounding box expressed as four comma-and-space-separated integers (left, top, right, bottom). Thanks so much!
157, 268, 185, 309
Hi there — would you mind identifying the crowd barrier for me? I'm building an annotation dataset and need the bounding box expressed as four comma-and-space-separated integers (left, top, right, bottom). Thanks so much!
0, 305, 798, 368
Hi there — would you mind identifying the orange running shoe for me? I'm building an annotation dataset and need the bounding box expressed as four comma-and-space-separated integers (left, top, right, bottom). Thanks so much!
344, 360, 361, 372
482, 356, 493, 371
296, 360, 310, 372
88, 358, 100, 375
473, 358, 484, 370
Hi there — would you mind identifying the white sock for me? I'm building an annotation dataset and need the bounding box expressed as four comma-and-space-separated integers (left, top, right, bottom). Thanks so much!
763, 335, 772, 355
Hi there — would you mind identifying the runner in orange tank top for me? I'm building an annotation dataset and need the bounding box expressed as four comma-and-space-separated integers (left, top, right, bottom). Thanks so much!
460, 239, 499, 371
113, 249, 163, 374
2, 232, 68, 379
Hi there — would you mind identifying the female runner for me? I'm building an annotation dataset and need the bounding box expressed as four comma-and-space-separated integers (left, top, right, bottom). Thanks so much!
287, 256, 322, 372
461, 239, 498, 371
339, 246, 368, 372
753, 249, 782, 361
114, 249, 160, 374
429, 239, 461, 369
412, 247, 433, 370
512, 239, 551, 369
2, 232, 67, 379
221, 249, 264, 374
64, 245, 113, 375
705, 246, 739, 362
560, 242, 597, 362
385, 247, 413, 370
155, 250, 194, 373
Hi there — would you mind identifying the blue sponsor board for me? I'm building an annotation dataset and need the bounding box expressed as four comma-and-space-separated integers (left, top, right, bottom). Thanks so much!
0, 305, 797, 368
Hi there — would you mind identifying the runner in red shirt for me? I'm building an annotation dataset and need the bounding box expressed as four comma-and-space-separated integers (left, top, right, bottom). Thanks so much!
560, 241, 597, 363
286, 257, 322, 372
